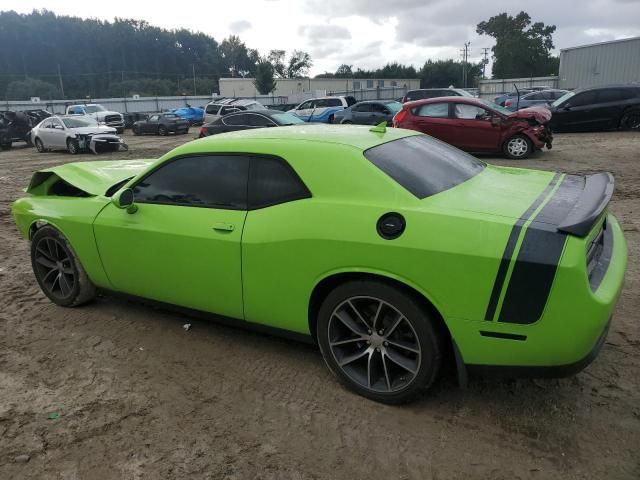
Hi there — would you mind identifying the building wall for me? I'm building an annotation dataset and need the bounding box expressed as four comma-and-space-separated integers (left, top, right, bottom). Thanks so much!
559, 36, 640, 89
478, 76, 559, 98
220, 78, 420, 97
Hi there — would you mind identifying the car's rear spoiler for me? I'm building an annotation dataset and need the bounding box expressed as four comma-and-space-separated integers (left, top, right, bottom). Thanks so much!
558, 172, 614, 237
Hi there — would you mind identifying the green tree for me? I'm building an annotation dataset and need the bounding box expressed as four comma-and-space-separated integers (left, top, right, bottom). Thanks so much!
268, 50, 287, 78
286, 50, 312, 78
253, 60, 277, 94
5, 78, 60, 100
477, 11, 558, 78
419, 60, 482, 88
335, 64, 353, 78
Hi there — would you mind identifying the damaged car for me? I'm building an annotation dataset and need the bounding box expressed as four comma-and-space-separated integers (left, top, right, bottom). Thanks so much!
393, 97, 553, 159
31, 116, 127, 155
1, 110, 51, 150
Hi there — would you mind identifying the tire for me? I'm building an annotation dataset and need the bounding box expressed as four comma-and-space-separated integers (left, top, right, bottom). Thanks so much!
132, 125, 140, 136
316, 280, 442, 404
158, 125, 167, 136
328, 114, 335, 124
34, 138, 45, 153
503, 134, 532, 159
67, 138, 80, 155
31, 226, 96, 307
341, 120, 353, 125
0, 142, 11, 150
619, 108, 640, 131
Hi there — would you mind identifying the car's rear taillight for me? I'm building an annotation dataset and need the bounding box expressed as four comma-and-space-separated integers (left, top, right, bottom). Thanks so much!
393, 109, 408, 127
199, 127, 207, 136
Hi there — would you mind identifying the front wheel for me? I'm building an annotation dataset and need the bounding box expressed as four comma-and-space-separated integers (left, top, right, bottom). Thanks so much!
503, 135, 532, 159
158, 125, 167, 136
34, 138, 46, 153
619, 108, 640, 130
132, 125, 140, 136
67, 138, 80, 155
31, 226, 96, 307
317, 280, 442, 404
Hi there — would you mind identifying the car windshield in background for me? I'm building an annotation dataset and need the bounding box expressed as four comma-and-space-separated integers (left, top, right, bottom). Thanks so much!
249, 103, 267, 110
552, 91, 576, 107
84, 105, 105, 113
271, 113, 304, 125
479, 99, 513, 116
62, 117, 98, 128
364, 135, 485, 199
384, 101, 402, 113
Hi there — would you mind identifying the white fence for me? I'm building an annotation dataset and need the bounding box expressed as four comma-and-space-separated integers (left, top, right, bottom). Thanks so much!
1, 94, 289, 114
327, 86, 409, 101
478, 76, 559, 98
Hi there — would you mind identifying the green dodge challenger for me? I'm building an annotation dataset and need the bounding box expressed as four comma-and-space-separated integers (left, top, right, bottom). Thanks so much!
12, 124, 627, 403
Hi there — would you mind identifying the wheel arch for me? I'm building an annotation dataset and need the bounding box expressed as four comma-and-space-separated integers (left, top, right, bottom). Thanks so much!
307, 270, 451, 345
618, 105, 640, 129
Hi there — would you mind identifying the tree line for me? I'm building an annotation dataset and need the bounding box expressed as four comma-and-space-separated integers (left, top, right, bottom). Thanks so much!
0, 9, 559, 100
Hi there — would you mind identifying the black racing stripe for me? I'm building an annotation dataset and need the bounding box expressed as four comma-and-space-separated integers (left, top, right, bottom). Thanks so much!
479, 330, 527, 341
499, 175, 585, 324
484, 173, 561, 321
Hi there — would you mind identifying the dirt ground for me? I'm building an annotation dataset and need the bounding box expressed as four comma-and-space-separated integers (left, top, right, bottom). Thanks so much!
1, 129, 639, 480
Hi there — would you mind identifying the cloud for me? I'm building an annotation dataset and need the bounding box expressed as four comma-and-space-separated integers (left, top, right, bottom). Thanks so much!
299, 24, 351, 40
229, 20, 252, 34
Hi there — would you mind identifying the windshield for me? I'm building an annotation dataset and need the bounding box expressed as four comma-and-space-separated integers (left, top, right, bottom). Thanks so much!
62, 117, 99, 128
84, 105, 106, 113
247, 103, 267, 110
552, 91, 575, 107
271, 113, 304, 125
479, 99, 513, 116
384, 101, 403, 113
364, 134, 485, 199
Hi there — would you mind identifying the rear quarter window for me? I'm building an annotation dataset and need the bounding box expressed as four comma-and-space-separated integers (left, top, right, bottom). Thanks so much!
364, 135, 485, 199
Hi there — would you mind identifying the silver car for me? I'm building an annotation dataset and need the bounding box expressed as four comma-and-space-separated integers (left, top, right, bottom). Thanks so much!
31, 115, 128, 155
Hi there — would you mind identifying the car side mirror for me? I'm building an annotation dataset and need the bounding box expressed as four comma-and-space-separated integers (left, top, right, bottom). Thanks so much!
112, 188, 138, 214
491, 116, 501, 126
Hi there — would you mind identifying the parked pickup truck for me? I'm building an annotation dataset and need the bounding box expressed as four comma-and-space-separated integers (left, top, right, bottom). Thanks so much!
65, 104, 125, 133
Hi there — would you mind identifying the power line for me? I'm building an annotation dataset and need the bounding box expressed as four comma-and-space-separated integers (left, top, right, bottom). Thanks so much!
460, 42, 470, 88
481, 48, 490, 79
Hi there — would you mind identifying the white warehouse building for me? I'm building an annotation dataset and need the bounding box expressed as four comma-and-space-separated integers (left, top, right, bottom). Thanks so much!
219, 77, 421, 98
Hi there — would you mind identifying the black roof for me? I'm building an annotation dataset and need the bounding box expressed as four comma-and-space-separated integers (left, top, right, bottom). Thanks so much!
575, 84, 640, 93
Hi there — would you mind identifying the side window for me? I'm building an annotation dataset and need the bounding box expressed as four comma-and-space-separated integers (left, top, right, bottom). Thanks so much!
205, 104, 219, 114
354, 104, 372, 113
149, 115, 160, 122
51, 118, 64, 129
568, 91, 596, 107
41, 119, 52, 128
353, 81, 361, 90
221, 106, 240, 115
298, 101, 312, 110
133, 155, 249, 209
527, 93, 544, 101
223, 114, 250, 126
366, 80, 374, 88
326, 98, 342, 107
596, 89, 622, 103
415, 103, 449, 118
372, 103, 390, 113
454, 104, 489, 120
248, 114, 274, 127
249, 156, 311, 209
314, 99, 328, 108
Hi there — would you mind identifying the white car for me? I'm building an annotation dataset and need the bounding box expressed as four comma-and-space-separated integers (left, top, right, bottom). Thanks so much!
203, 99, 266, 124
31, 116, 127, 155
288, 96, 356, 123
65, 104, 125, 133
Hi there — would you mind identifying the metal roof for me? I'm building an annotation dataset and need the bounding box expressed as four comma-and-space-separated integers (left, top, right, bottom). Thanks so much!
560, 36, 640, 52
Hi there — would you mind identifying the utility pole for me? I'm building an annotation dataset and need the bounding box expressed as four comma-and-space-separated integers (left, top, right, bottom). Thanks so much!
192, 64, 197, 96
481, 47, 490, 79
57, 64, 65, 99
460, 42, 470, 88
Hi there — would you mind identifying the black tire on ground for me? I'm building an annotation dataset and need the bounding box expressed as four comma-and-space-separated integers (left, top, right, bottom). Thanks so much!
132, 125, 140, 136
342, 120, 353, 124
316, 280, 442, 404
34, 138, 45, 153
31, 226, 96, 307
66, 138, 80, 155
0, 142, 11, 150
158, 125, 167, 136
503, 134, 532, 159
619, 108, 640, 131
328, 114, 335, 124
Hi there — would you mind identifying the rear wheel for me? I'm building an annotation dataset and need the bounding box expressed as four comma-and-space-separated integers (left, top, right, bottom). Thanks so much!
132, 125, 140, 135
31, 226, 96, 307
0, 142, 11, 150
619, 108, 640, 130
66, 138, 80, 155
158, 125, 167, 136
34, 138, 45, 153
317, 280, 442, 404
503, 135, 532, 159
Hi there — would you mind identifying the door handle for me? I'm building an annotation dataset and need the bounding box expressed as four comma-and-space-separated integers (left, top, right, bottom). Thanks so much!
213, 223, 234, 232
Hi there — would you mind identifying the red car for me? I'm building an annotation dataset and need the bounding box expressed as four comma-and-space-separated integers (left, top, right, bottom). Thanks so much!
393, 97, 553, 159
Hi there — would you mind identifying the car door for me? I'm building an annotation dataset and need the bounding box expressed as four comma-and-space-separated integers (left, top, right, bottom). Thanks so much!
410, 102, 458, 145
553, 91, 598, 131
93, 154, 249, 319
351, 103, 373, 124
452, 103, 501, 152
248, 113, 276, 129
294, 100, 313, 121
49, 118, 67, 148
145, 114, 160, 134
370, 103, 390, 125
589, 89, 626, 130
222, 113, 252, 132
36, 119, 55, 146
309, 99, 329, 121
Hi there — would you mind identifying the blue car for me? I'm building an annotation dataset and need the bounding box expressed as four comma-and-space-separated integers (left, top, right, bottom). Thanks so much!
504, 89, 570, 111
288, 96, 356, 123
171, 106, 205, 125
494, 86, 553, 106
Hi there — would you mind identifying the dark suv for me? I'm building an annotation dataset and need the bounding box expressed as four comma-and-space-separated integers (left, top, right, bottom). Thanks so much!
548, 85, 640, 132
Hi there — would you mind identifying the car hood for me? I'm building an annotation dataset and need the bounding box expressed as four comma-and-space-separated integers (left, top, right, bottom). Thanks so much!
70, 126, 117, 135
94, 110, 122, 120
26, 159, 155, 196
507, 106, 551, 123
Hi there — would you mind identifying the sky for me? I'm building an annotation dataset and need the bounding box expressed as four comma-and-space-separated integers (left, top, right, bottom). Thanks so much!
4, 0, 640, 76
